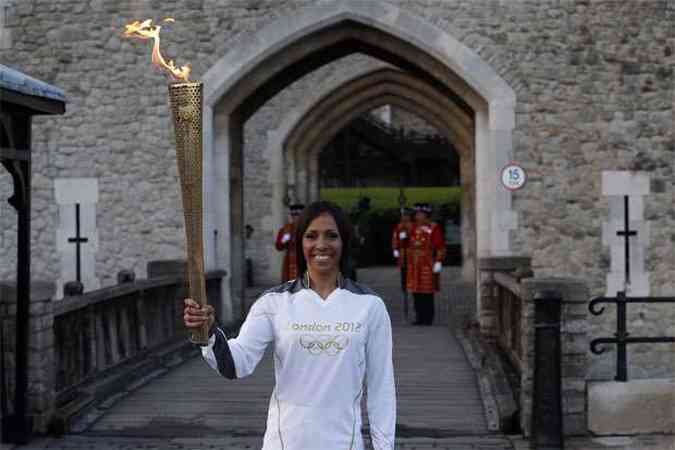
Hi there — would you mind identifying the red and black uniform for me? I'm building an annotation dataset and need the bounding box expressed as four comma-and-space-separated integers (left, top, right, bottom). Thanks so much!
406, 221, 445, 324
275, 222, 298, 283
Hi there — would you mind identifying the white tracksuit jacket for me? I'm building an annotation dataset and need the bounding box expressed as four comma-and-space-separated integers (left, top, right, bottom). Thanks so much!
202, 277, 396, 450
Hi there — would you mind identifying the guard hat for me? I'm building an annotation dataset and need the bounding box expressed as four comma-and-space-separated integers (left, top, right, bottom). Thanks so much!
414, 202, 432, 214
289, 203, 305, 216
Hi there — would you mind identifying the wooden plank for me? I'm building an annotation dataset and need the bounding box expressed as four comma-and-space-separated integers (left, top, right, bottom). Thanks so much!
95, 308, 107, 369
106, 306, 120, 364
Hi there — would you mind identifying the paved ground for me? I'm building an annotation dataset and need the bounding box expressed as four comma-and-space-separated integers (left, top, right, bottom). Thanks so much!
14, 432, 675, 449
13, 435, 514, 450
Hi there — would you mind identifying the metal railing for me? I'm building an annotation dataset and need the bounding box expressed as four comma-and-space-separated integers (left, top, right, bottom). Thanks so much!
589, 290, 675, 382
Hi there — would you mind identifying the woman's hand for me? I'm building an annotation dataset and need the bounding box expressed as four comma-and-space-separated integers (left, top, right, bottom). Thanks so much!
183, 298, 215, 331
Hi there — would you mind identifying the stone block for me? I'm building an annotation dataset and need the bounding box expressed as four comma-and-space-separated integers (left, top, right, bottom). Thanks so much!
601, 171, 650, 196
563, 391, 585, 414
561, 333, 587, 355
588, 379, 675, 434
147, 259, 187, 279
54, 178, 99, 204
561, 319, 587, 334
30, 315, 54, 333
563, 303, 588, 317
563, 413, 587, 436
29, 301, 49, 315
29, 328, 55, 350
562, 355, 587, 379
562, 377, 586, 394
478, 256, 531, 272
0, 281, 55, 302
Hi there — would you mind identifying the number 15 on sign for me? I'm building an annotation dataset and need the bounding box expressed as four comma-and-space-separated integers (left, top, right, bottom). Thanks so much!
501, 164, 527, 191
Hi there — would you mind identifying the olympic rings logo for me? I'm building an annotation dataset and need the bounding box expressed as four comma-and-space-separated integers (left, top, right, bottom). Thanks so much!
298, 334, 350, 355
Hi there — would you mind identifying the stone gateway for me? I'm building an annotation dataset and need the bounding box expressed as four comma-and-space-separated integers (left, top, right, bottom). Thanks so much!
1, 0, 674, 400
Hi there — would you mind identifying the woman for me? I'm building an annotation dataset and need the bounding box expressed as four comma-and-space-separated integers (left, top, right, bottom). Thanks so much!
184, 201, 396, 450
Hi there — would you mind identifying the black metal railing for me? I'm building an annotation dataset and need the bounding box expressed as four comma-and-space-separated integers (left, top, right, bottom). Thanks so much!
589, 290, 675, 382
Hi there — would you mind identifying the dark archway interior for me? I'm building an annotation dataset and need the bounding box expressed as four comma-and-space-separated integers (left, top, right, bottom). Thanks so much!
320, 113, 461, 189
319, 110, 462, 267
229, 21, 475, 122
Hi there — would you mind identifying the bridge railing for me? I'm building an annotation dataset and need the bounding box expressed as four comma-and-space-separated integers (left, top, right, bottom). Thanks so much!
53, 273, 216, 393
479, 257, 589, 440
493, 272, 524, 375
0, 264, 227, 435
50, 269, 225, 431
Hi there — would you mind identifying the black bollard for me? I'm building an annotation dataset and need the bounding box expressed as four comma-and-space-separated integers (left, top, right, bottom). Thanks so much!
63, 280, 84, 296
531, 290, 563, 450
117, 269, 136, 284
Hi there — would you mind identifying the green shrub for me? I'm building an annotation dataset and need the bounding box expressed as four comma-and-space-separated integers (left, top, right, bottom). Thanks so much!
321, 186, 462, 213
323, 187, 463, 266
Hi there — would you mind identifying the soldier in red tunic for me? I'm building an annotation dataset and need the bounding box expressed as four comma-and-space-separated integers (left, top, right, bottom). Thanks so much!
275, 204, 304, 282
406, 203, 446, 325
392, 208, 414, 321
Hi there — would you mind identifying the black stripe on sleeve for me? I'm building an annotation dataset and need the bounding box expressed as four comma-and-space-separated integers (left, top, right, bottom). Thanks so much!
213, 328, 237, 379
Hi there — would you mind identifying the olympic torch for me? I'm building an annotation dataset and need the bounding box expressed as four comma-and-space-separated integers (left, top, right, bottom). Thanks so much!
123, 18, 209, 345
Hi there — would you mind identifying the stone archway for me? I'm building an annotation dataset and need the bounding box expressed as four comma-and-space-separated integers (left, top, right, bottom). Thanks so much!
272, 68, 477, 284
201, 0, 517, 321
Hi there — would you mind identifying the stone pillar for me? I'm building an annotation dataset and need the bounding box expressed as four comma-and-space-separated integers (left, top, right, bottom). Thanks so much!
0, 281, 55, 434
460, 150, 476, 282
520, 278, 589, 438
477, 256, 531, 342
147, 259, 187, 279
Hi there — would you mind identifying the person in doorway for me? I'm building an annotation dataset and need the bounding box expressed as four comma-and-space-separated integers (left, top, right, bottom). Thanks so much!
392, 208, 414, 321
183, 201, 396, 450
407, 203, 445, 325
274, 203, 304, 282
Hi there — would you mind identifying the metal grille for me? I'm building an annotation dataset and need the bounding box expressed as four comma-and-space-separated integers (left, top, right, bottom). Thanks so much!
168, 82, 208, 344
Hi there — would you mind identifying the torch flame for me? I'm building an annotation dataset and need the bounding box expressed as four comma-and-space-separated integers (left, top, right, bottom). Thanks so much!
123, 18, 191, 83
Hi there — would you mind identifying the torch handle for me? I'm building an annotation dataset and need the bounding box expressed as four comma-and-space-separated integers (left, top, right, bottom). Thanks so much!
188, 269, 210, 346
168, 82, 210, 346
184, 198, 208, 346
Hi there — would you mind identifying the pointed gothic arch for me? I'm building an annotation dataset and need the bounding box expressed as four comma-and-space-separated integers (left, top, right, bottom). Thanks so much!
201, 0, 517, 321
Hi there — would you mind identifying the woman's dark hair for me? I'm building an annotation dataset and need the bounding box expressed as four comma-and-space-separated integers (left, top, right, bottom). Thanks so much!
295, 200, 353, 277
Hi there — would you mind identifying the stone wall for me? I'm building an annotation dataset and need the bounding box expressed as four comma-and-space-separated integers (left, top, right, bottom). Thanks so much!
0, 185, 16, 280
0, 0, 674, 379
0, 282, 56, 433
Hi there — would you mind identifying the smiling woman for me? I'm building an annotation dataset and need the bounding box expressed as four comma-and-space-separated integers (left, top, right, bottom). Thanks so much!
183, 200, 396, 450
295, 201, 351, 298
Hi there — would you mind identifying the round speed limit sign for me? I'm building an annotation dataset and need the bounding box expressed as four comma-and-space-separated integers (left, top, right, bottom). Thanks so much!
501, 164, 527, 191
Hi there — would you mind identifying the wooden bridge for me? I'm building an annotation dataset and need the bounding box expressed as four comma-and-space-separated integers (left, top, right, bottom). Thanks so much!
74, 267, 503, 446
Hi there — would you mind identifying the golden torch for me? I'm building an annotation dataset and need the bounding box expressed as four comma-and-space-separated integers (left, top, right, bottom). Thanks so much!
123, 19, 209, 345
